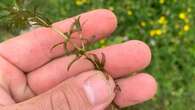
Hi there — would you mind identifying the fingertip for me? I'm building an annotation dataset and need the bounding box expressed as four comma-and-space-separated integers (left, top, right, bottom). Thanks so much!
136, 73, 158, 97
53, 9, 118, 39
114, 73, 157, 107
92, 9, 118, 34
124, 40, 152, 68
96, 40, 152, 77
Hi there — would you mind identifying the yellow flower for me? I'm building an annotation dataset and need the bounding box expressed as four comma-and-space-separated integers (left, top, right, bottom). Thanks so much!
158, 16, 167, 25
150, 29, 162, 37
156, 29, 162, 35
179, 12, 187, 20
150, 30, 156, 37
127, 10, 133, 16
140, 21, 146, 27
160, 0, 165, 4
75, 0, 88, 6
183, 24, 190, 32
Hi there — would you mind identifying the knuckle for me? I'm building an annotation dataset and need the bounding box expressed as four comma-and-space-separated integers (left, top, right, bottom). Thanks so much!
49, 90, 71, 110
49, 80, 92, 110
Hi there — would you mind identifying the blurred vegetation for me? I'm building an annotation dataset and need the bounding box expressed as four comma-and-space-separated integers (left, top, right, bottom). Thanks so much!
0, 0, 195, 110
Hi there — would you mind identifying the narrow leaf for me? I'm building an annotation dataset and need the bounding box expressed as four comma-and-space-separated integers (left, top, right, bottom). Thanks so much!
50, 42, 65, 52
101, 52, 106, 67
67, 56, 81, 71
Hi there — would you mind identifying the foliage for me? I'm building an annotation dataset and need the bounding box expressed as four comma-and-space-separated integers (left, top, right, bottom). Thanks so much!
0, 0, 195, 110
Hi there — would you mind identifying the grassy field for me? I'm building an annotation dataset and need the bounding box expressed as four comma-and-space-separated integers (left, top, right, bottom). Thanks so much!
0, 0, 195, 110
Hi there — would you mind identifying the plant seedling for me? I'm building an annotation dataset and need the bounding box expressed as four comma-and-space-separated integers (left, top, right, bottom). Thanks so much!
60, 16, 122, 110
50, 16, 89, 55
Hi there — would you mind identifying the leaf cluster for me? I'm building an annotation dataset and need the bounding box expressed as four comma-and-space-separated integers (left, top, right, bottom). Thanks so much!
0, 0, 51, 32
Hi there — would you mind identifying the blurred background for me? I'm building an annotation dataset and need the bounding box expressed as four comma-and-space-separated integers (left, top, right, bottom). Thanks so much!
0, 0, 195, 110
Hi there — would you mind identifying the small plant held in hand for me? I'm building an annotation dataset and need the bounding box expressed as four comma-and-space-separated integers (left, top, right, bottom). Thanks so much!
0, 1, 121, 109
52, 16, 121, 110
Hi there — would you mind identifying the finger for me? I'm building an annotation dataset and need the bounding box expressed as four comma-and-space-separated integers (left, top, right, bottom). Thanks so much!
0, 9, 117, 72
28, 40, 151, 94
114, 73, 157, 108
5, 71, 115, 110
0, 56, 35, 104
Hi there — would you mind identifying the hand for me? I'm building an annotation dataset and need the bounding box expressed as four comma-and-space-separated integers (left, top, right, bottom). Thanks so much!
0, 9, 157, 110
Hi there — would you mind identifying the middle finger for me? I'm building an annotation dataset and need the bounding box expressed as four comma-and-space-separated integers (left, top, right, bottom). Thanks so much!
28, 40, 151, 94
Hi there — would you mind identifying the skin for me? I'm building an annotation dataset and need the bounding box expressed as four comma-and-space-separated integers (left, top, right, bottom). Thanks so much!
0, 9, 157, 110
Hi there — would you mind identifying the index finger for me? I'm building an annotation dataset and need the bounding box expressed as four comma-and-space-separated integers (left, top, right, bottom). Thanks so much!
0, 9, 117, 72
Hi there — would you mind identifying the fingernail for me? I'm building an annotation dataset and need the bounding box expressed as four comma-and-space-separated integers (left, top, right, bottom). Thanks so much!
83, 72, 115, 106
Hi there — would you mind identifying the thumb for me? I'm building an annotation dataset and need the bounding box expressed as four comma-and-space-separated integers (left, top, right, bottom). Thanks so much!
5, 70, 116, 110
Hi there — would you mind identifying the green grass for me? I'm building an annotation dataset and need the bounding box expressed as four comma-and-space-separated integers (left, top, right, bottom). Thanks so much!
0, 0, 195, 110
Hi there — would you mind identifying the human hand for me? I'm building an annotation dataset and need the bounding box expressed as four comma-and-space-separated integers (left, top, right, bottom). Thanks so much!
0, 9, 157, 110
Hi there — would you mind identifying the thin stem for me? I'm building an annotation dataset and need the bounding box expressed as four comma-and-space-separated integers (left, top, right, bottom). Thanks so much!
34, 16, 50, 27
33, 16, 69, 41
51, 27, 69, 40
